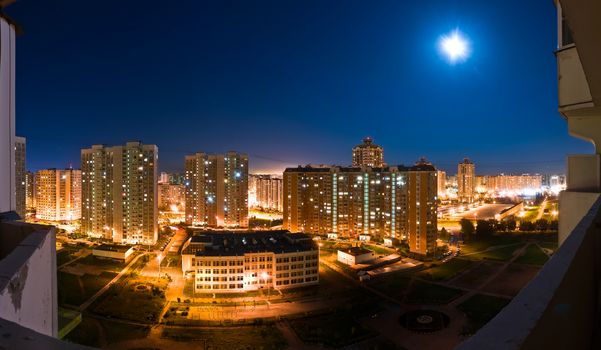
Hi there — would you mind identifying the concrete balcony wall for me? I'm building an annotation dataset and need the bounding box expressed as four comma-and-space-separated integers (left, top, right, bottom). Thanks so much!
0, 221, 58, 337
457, 196, 601, 349
557, 45, 594, 112
0, 17, 16, 213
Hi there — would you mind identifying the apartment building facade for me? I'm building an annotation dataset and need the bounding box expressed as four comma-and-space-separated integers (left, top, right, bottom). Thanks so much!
184, 152, 248, 227
249, 174, 283, 211
457, 158, 475, 202
34, 169, 81, 221
81, 142, 158, 244
283, 160, 437, 255
14, 136, 25, 218
352, 137, 385, 167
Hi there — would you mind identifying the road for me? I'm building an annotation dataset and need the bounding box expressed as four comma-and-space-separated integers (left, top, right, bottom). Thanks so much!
535, 198, 548, 221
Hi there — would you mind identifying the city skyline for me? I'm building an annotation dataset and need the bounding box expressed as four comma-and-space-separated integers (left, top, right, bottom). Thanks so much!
7, 0, 590, 175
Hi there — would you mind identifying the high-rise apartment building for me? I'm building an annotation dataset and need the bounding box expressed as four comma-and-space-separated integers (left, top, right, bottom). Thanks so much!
25, 170, 35, 211
81, 142, 158, 244
249, 174, 283, 211
158, 183, 185, 210
352, 137, 385, 167
475, 174, 543, 195
158, 172, 169, 184
34, 169, 81, 221
437, 170, 447, 198
14, 136, 25, 218
457, 158, 475, 203
185, 151, 248, 227
283, 160, 437, 255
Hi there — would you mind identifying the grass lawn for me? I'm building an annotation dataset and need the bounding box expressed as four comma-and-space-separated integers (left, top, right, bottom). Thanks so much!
64, 317, 102, 348
417, 258, 474, 281
539, 240, 558, 250
102, 320, 150, 345
57, 249, 78, 266
76, 254, 126, 272
58, 271, 117, 307
65, 317, 150, 348
369, 276, 412, 301
364, 243, 395, 256
466, 244, 523, 261
520, 206, 540, 222
457, 294, 511, 335
460, 235, 523, 255
405, 280, 464, 305
514, 244, 549, 266
92, 275, 169, 323
162, 325, 287, 349
289, 311, 377, 348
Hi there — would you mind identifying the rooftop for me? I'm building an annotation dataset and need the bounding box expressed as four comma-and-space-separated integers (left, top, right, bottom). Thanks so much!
93, 244, 133, 253
183, 230, 318, 257
285, 163, 436, 173
340, 247, 373, 256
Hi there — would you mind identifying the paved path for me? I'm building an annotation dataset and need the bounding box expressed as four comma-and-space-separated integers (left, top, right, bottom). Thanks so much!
78, 252, 150, 312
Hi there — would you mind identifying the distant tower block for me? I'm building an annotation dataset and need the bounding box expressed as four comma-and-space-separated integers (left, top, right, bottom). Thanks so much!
458, 158, 475, 203
352, 137, 385, 167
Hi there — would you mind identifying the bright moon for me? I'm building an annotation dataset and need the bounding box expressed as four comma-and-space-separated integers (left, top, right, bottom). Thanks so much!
439, 30, 469, 63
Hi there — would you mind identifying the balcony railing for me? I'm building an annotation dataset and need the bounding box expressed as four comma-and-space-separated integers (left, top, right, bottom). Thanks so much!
457, 196, 601, 349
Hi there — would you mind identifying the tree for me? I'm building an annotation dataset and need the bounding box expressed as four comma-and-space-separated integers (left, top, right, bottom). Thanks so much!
439, 227, 449, 241
519, 221, 535, 232
549, 220, 559, 231
476, 219, 494, 237
506, 219, 517, 231
496, 220, 507, 232
460, 218, 475, 240
535, 219, 549, 231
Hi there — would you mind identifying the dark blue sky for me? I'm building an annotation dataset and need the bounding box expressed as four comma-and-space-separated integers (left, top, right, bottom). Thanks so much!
8, 0, 590, 174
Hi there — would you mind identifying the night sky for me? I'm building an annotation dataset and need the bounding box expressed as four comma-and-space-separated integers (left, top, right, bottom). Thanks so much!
8, 0, 591, 175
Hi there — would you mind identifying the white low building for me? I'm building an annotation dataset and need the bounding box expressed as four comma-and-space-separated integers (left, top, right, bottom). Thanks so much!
359, 234, 371, 242
92, 244, 134, 262
327, 233, 338, 240
337, 247, 375, 265
181, 230, 319, 293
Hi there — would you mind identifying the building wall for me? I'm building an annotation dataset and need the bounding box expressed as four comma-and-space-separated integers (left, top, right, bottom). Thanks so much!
158, 183, 185, 209
25, 171, 34, 211
437, 170, 446, 198
14, 137, 25, 218
184, 152, 248, 227
250, 174, 283, 211
182, 250, 319, 293
352, 137, 385, 167
0, 223, 58, 337
283, 164, 437, 255
81, 142, 157, 244
337, 250, 374, 265
407, 171, 437, 255
0, 17, 16, 213
34, 169, 81, 221
477, 174, 543, 194
458, 158, 475, 202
